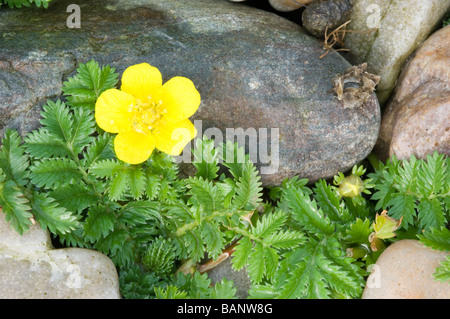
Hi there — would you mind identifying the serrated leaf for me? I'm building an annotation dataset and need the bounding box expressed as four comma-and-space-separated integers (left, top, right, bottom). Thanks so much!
418, 227, 450, 251
233, 160, 262, 211
433, 255, 450, 283
201, 221, 225, 259
386, 193, 416, 229
372, 210, 402, 240
231, 236, 252, 271
62, 60, 119, 109
313, 179, 350, 222
82, 133, 114, 166
89, 159, 122, 178
345, 218, 372, 245
71, 106, 96, 154
0, 180, 32, 234
417, 198, 446, 230
39, 100, 74, 144
284, 187, 334, 235
186, 176, 223, 212
24, 128, 71, 159
193, 137, 219, 180
128, 165, 146, 200
30, 158, 82, 189
49, 183, 99, 213
84, 204, 116, 242
253, 210, 287, 238
210, 278, 237, 299
109, 171, 129, 201
0, 129, 30, 186
31, 192, 79, 235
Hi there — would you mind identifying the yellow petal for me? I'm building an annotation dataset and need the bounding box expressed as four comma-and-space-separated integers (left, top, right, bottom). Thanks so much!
154, 119, 197, 156
158, 76, 201, 122
95, 89, 135, 133
114, 130, 155, 164
120, 63, 162, 101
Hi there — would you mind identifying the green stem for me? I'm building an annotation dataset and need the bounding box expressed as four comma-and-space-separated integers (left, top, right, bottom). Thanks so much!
175, 209, 247, 237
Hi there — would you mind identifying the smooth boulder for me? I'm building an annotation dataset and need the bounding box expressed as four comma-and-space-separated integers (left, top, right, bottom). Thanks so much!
344, 0, 450, 105
0, 0, 380, 185
375, 26, 450, 161
0, 212, 121, 299
363, 240, 450, 299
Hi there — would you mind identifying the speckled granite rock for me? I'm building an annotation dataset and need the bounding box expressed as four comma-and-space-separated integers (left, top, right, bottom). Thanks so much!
344, 0, 450, 105
0, 0, 380, 186
375, 26, 450, 161
362, 240, 450, 299
0, 212, 121, 299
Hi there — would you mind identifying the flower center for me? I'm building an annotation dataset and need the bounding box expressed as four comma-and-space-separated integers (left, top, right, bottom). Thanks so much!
129, 95, 167, 134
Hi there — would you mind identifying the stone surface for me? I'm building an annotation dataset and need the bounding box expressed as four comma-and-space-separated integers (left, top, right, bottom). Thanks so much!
362, 240, 450, 299
0, 0, 380, 186
374, 26, 450, 161
206, 257, 251, 299
269, 0, 311, 12
0, 212, 121, 299
344, 0, 450, 105
302, 0, 352, 38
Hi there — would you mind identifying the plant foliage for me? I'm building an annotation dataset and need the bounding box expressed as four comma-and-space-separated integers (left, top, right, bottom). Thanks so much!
0, 60, 448, 299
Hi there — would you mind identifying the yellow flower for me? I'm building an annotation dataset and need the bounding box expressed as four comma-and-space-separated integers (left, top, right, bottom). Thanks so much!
95, 63, 200, 164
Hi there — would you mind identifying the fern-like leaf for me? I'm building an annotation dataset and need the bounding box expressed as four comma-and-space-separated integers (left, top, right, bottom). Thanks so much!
31, 192, 79, 235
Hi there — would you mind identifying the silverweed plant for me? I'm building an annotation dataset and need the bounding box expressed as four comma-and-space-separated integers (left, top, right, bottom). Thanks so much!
0, 60, 448, 299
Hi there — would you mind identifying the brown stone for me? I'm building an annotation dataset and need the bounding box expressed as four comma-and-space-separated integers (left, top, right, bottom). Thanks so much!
362, 240, 450, 299
375, 26, 450, 161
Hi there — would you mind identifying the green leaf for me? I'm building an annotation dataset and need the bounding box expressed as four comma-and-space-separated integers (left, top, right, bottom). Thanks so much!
433, 255, 450, 283
84, 204, 116, 242
127, 165, 146, 200
278, 237, 364, 299
201, 221, 225, 259
417, 152, 446, 197
24, 128, 71, 159
345, 218, 372, 246
231, 236, 252, 271
71, 106, 96, 154
186, 176, 223, 212
31, 192, 79, 235
284, 187, 334, 235
387, 193, 416, 229
210, 278, 237, 299
0, 180, 32, 234
89, 159, 122, 178
39, 100, 74, 145
49, 183, 99, 213
193, 137, 219, 180
313, 179, 350, 222
0, 129, 30, 186
62, 60, 119, 110
82, 133, 114, 166
418, 227, 450, 251
417, 198, 446, 230
30, 158, 82, 189
232, 160, 262, 211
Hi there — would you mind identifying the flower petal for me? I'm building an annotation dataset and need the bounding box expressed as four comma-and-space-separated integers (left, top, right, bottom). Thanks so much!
158, 76, 201, 122
154, 119, 197, 156
95, 89, 135, 133
121, 63, 162, 101
114, 130, 156, 164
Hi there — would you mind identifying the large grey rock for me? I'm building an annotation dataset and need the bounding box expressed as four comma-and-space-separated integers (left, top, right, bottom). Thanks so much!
0, 0, 380, 186
375, 26, 450, 161
0, 212, 121, 298
362, 240, 450, 299
344, 0, 450, 105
